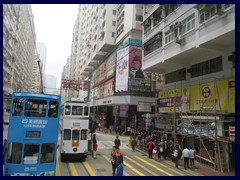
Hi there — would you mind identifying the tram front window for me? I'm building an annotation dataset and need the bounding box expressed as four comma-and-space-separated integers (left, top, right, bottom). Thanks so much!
72, 130, 80, 140
7, 142, 22, 164
23, 144, 39, 164
65, 105, 71, 115
63, 129, 71, 140
12, 98, 23, 116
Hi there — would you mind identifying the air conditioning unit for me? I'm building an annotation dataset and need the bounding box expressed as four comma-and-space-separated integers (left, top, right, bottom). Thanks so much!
169, 24, 175, 30
176, 35, 183, 44
175, 21, 182, 27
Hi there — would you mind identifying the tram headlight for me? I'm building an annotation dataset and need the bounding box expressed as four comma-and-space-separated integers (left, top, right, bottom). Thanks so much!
73, 148, 77, 152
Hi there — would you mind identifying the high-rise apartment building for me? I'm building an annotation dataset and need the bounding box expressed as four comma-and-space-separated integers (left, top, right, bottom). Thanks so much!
142, 4, 235, 172
64, 4, 158, 130
3, 4, 36, 95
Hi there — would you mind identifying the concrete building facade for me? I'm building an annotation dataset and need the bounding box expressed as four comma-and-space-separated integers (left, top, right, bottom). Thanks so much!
142, 4, 235, 172
3, 4, 36, 95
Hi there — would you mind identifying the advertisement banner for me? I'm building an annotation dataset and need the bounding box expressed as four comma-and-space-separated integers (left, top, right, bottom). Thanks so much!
228, 79, 235, 113
119, 105, 128, 117
157, 78, 234, 114
190, 79, 228, 113
158, 87, 189, 113
116, 47, 129, 91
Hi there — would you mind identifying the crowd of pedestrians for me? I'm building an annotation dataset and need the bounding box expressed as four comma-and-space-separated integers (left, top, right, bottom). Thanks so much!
128, 128, 196, 169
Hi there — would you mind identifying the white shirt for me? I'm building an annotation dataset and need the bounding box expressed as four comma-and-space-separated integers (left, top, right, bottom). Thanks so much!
189, 149, 195, 159
182, 148, 190, 157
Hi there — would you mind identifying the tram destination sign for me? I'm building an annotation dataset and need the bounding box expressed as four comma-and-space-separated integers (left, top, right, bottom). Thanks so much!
26, 131, 41, 138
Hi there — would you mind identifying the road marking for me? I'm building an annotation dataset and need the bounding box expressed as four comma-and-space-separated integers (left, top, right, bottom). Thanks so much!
135, 156, 174, 176
125, 156, 158, 176
149, 159, 184, 176
124, 161, 146, 176
55, 157, 61, 176
82, 161, 96, 176
68, 163, 78, 176
102, 155, 130, 176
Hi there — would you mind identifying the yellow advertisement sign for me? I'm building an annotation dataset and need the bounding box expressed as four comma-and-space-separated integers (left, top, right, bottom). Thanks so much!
158, 78, 235, 114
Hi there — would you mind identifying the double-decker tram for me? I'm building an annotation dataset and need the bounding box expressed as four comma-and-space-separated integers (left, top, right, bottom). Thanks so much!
60, 100, 90, 161
3, 92, 61, 176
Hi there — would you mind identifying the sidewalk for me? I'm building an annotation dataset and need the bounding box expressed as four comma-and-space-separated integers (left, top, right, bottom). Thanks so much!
128, 145, 235, 176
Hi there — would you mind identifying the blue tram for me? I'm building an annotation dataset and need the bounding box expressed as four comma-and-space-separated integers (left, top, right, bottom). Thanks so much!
3, 92, 61, 176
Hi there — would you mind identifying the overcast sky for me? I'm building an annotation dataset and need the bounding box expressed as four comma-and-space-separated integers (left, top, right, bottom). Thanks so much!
31, 4, 79, 88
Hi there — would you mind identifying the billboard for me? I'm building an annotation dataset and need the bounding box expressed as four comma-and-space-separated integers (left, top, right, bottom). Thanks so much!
157, 78, 235, 114
115, 47, 129, 91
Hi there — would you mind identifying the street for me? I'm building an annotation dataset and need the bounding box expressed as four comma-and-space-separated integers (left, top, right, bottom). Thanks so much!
55, 132, 203, 176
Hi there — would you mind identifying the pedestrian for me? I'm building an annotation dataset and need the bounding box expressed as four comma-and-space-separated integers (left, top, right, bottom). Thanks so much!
147, 139, 154, 159
93, 141, 98, 158
182, 146, 190, 170
110, 146, 116, 176
163, 140, 168, 159
189, 147, 195, 168
172, 146, 179, 168
114, 136, 121, 148
116, 163, 123, 176
131, 137, 137, 152
113, 147, 123, 174
3, 139, 7, 164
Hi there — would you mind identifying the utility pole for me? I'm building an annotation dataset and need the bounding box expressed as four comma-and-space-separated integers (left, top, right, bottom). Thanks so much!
37, 59, 44, 94
173, 83, 177, 146
91, 96, 97, 157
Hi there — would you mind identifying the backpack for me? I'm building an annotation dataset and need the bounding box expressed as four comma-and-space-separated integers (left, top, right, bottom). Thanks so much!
114, 152, 122, 165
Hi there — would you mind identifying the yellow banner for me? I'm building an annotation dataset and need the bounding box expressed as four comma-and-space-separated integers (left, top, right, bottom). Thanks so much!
158, 78, 235, 114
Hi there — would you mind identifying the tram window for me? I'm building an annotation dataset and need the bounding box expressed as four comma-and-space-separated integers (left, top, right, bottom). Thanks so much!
40, 143, 55, 163
72, 106, 83, 115
84, 106, 89, 116
48, 101, 59, 118
65, 105, 71, 115
25, 99, 47, 117
23, 144, 39, 164
7, 142, 22, 164
81, 129, 87, 140
12, 98, 23, 116
72, 130, 80, 140
64, 129, 71, 140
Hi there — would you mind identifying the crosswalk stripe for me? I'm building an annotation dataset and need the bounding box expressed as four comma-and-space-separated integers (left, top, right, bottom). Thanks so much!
148, 159, 185, 176
135, 156, 174, 176
82, 161, 96, 176
124, 161, 146, 176
102, 155, 130, 176
125, 156, 158, 176
68, 163, 78, 176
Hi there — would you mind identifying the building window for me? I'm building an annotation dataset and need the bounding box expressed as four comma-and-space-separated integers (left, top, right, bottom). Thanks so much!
112, 32, 115, 38
190, 56, 223, 78
143, 33, 163, 56
136, 15, 143, 22
112, 21, 116, 26
182, 13, 195, 34
165, 68, 186, 84
198, 4, 231, 24
144, 19, 151, 34
165, 30, 175, 44
113, 10, 116, 15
